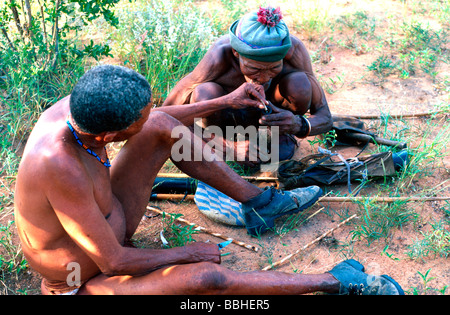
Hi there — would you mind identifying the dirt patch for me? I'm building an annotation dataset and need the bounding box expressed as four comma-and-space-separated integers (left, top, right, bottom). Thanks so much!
132, 136, 449, 295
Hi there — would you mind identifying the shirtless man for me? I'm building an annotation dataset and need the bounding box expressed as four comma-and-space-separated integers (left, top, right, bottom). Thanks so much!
163, 6, 332, 164
14, 65, 403, 295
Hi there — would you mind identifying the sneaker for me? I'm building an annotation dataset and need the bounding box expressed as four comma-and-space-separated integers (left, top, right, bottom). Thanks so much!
242, 185, 322, 236
328, 259, 405, 295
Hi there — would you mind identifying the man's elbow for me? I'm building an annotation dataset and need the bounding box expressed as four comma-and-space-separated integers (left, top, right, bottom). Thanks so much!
99, 261, 125, 277
324, 114, 333, 132
315, 112, 333, 134
97, 250, 129, 277
100, 265, 122, 277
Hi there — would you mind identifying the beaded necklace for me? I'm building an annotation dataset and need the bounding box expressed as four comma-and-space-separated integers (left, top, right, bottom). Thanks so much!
66, 119, 111, 168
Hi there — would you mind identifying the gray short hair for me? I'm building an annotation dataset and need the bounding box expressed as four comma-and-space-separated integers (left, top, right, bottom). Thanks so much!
70, 65, 152, 134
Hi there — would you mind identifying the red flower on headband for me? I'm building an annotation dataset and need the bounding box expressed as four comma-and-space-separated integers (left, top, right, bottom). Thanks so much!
257, 6, 283, 27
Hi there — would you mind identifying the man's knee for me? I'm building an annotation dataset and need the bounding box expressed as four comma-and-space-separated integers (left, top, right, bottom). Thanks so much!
192, 262, 230, 293
279, 72, 312, 113
191, 82, 225, 103
144, 111, 183, 139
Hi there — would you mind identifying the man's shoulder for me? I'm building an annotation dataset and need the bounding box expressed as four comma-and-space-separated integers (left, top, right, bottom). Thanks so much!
212, 35, 232, 49
190, 35, 234, 79
22, 134, 78, 175
21, 113, 85, 184
288, 35, 308, 53
206, 35, 233, 60
283, 35, 313, 69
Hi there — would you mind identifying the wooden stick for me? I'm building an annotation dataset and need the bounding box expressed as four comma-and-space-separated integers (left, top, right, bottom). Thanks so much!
146, 206, 259, 252
151, 193, 195, 200
150, 193, 450, 203
157, 173, 278, 181
9, 0, 24, 38
339, 110, 447, 119
319, 196, 450, 203
262, 214, 357, 271
24, 0, 34, 37
0, 22, 16, 51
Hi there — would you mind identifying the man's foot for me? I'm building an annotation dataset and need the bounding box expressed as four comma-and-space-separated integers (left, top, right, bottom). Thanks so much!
242, 186, 322, 236
328, 259, 405, 295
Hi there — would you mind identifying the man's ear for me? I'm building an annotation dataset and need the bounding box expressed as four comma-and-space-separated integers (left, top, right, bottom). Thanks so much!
231, 48, 240, 59
96, 132, 118, 144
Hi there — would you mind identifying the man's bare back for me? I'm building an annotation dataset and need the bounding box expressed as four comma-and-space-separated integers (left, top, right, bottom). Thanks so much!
14, 97, 126, 283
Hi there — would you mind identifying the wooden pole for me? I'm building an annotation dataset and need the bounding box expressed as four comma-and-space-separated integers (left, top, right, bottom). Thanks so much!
337, 110, 448, 119
146, 206, 259, 252
151, 193, 195, 200
319, 196, 450, 203
150, 193, 450, 203
157, 173, 278, 181
262, 214, 357, 271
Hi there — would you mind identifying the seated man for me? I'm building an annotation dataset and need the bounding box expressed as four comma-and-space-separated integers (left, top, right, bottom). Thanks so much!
14, 65, 403, 295
163, 6, 332, 165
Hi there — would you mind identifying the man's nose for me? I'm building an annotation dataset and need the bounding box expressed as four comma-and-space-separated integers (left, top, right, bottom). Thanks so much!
256, 72, 272, 85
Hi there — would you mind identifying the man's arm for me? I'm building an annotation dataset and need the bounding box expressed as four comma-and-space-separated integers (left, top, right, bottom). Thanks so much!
155, 82, 267, 126
284, 37, 333, 135
305, 72, 333, 135
44, 157, 219, 277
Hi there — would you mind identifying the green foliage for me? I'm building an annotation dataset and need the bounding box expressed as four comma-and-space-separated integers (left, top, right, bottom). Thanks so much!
0, 221, 27, 275
351, 199, 418, 245
68, 0, 122, 26
290, 2, 330, 41
335, 11, 377, 40
307, 129, 337, 149
408, 269, 449, 295
407, 220, 450, 261
0, 0, 125, 176
368, 54, 397, 77
367, 20, 447, 80
0, 0, 124, 72
214, 0, 247, 32
161, 212, 198, 248
107, 0, 216, 101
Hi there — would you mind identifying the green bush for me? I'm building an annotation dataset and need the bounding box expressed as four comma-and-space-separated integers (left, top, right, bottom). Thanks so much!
0, 0, 125, 176
107, 0, 216, 101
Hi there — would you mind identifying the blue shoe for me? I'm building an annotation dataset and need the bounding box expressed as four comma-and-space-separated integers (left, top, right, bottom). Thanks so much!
328, 259, 405, 295
242, 186, 322, 236
392, 149, 409, 171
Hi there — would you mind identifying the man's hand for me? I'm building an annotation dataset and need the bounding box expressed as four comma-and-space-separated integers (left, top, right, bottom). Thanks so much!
259, 102, 303, 135
223, 83, 268, 110
184, 242, 221, 265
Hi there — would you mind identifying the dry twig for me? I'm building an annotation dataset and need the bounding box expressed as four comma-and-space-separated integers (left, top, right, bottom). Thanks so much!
146, 205, 259, 252
262, 214, 357, 271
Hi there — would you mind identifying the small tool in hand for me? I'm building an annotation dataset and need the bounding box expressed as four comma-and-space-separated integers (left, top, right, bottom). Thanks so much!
261, 101, 272, 115
217, 239, 233, 250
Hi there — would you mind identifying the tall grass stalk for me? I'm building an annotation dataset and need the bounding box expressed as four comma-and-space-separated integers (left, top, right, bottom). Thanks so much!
0, 55, 86, 176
